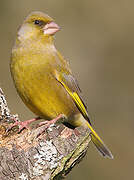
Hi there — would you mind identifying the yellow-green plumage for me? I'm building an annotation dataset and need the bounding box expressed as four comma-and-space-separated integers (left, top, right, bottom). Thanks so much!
10, 11, 113, 159
11, 41, 78, 119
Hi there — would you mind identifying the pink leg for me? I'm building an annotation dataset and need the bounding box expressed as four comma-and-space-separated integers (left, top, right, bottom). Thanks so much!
7, 117, 41, 132
36, 114, 65, 137
38, 114, 64, 127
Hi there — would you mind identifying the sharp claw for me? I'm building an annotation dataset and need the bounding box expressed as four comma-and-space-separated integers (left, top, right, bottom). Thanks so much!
6, 123, 19, 133
6, 117, 41, 133
36, 114, 65, 137
6, 122, 26, 133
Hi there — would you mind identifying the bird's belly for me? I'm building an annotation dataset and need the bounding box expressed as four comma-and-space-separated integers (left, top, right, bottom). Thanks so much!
14, 69, 78, 120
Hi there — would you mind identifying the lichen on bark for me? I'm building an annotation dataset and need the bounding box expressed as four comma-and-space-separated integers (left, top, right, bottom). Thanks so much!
0, 88, 91, 180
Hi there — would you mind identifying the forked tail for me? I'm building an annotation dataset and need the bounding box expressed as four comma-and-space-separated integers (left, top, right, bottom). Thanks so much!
86, 122, 113, 159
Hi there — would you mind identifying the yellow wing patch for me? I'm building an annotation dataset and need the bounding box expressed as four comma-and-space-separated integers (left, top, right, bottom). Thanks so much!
58, 79, 90, 122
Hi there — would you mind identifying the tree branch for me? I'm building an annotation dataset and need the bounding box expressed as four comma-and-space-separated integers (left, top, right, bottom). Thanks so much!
0, 88, 90, 180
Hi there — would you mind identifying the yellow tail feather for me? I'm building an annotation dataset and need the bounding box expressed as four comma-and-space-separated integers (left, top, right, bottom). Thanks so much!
86, 122, 113, 159
56, 77, 113, 159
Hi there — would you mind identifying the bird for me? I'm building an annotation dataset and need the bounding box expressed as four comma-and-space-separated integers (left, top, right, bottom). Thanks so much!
10, 11, 113, 159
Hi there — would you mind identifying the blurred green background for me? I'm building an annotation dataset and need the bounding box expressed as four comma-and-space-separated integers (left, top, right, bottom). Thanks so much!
0, 0, 134, 179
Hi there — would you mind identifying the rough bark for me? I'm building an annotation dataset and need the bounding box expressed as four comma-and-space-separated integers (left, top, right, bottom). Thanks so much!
0, 88, 90, 180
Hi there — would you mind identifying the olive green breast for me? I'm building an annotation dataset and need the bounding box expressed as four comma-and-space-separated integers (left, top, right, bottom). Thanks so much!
10, 40, 78, 120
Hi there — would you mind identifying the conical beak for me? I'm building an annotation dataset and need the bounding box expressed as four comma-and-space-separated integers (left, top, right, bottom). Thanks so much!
43, 22, 60, 35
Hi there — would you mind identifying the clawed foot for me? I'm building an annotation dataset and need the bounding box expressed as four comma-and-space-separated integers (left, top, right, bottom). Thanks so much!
36, 114, 65, 137
7, 117, 41, 133
7, 114, 65, 135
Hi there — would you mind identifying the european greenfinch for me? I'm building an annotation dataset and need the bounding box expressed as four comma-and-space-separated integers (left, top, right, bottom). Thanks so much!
10, 11, 113, 159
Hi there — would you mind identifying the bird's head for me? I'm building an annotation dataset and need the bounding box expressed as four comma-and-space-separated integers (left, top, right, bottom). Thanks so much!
17, 11, 60, 42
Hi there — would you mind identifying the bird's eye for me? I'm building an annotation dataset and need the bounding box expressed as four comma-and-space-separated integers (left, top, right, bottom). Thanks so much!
34, 20, 44, 26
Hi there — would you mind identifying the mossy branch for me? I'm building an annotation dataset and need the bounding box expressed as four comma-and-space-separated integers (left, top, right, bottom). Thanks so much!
0, 88, 90, 180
